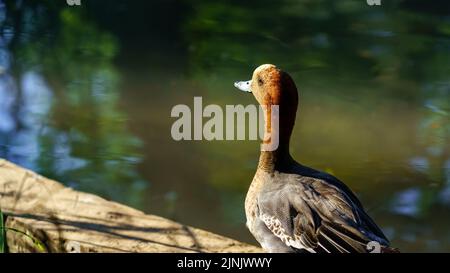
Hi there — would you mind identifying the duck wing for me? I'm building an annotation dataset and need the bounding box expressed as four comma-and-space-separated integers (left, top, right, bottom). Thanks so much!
293, 164, 389, 243
257, 177, 390, 253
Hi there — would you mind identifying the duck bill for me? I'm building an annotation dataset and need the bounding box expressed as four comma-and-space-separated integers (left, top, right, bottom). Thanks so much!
234, 80, 252, 93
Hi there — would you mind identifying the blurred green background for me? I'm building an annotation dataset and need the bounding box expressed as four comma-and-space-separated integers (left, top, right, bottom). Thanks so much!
0, 0, 449, 252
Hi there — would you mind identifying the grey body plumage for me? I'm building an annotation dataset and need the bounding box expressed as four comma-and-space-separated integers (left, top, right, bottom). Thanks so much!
246, 162, 390, 253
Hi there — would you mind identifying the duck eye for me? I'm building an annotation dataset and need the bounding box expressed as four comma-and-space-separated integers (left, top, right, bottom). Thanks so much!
258, 78, 264, 86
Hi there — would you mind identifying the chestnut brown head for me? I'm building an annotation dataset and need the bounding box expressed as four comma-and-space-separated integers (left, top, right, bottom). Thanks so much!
234, 64, 298, 118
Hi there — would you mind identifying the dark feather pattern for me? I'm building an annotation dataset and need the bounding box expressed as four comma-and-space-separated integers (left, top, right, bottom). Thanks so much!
256, 171, 391, 253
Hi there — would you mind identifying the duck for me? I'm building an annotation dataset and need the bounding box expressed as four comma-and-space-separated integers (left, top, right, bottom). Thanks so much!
234, 64, 397, 253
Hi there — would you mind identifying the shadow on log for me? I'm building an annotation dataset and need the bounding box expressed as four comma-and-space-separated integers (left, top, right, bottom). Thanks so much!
0, 159, 262, 253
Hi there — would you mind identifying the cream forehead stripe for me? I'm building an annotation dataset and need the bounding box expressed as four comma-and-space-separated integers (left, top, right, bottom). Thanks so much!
253, 64, 277, 75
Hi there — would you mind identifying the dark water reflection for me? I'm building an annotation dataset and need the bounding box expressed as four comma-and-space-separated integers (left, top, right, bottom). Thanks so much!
0, 0, 449, 252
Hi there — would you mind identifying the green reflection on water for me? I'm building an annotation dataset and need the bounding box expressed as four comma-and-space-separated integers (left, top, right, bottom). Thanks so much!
1, 2, 147, 208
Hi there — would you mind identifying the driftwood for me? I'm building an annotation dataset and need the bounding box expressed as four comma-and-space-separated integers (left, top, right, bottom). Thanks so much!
0, 159, 261, 253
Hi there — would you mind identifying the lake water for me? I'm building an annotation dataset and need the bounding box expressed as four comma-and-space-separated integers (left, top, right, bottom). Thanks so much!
0, 0, 449, 252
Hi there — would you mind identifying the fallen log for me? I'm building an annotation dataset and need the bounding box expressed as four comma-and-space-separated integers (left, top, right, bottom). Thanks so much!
0, 159, 261, 253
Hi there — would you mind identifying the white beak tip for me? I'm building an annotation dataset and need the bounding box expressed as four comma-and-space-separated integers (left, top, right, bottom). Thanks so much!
234, 80, 252, 93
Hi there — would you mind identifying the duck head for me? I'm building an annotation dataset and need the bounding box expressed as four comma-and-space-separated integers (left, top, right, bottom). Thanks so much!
234, 64, 298, 110
235, 64, 299, 169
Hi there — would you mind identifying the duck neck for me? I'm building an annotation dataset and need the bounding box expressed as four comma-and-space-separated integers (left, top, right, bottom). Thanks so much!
258, 105, 296, 173
258, 147, 293, 173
